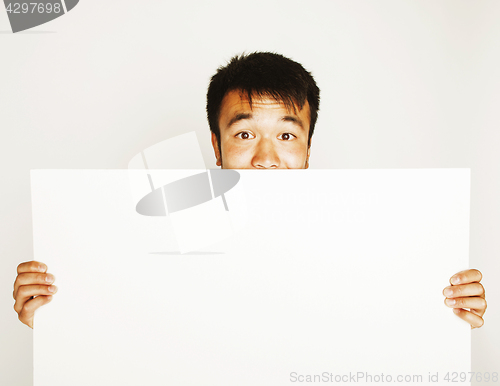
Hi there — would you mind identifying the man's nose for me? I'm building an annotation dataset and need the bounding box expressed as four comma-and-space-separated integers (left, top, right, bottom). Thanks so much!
251, 139, 280, 169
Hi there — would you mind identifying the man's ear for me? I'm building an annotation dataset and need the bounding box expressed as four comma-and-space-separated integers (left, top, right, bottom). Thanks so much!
211, 132, 222, 167
305, 141, 312, 169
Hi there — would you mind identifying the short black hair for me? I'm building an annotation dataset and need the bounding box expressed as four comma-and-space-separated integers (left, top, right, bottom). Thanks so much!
206, 52, 320, 150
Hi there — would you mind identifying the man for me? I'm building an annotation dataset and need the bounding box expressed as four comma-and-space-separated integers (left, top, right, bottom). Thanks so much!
14, 52, 487, 329
206, 52, 318, 169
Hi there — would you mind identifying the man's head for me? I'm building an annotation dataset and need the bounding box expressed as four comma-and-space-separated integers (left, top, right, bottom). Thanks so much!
206, 52, 320, 169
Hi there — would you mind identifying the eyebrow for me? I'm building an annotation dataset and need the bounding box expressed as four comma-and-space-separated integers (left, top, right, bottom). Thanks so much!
227, 113, 252, 129
280, 115, 304, 130
226, 113, 305, 131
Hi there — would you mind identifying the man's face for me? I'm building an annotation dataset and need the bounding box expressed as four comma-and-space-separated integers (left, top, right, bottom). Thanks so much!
211, 90, 311, 169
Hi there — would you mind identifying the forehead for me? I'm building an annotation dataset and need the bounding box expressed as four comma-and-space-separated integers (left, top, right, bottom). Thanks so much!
219, 90, 310, 124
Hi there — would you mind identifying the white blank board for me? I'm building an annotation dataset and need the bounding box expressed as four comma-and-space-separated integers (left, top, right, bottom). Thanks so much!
31, 170, 471, 385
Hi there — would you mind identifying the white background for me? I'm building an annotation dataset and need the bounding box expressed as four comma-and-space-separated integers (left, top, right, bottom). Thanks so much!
0, 1, 499, 385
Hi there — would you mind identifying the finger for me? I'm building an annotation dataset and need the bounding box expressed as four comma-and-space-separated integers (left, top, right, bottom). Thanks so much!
443, 283, 484, 299
452, 308, 484, 329
450, 269, 482, 285
444, 296, 487, 311
17, 261, 47, 275
468, 307, 487, 319
13, 272, 55, 299
17, 295, 53, 329
14, 285, 58, 314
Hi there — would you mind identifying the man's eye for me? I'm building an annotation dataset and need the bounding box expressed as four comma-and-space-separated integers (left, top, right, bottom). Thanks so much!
279, 133, 296, 141
236, 132, 254, 140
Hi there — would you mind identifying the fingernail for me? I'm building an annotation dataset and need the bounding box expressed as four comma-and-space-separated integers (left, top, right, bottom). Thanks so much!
444, 288, 453, 297
451, 276, 460, 285
446, 299, 456, 306
48, 285, 57, 293
45, 274, 54, 283
453, 308, 460, 314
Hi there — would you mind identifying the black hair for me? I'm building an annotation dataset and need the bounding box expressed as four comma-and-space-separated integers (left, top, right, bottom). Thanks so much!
206, 52, 320, 151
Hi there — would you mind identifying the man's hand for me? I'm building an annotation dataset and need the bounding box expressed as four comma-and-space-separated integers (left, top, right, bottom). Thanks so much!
443, 269, 486, 329
13, 261, 57, 328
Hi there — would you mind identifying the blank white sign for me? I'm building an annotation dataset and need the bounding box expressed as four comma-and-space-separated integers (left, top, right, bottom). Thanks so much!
31, 170, 471, 385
